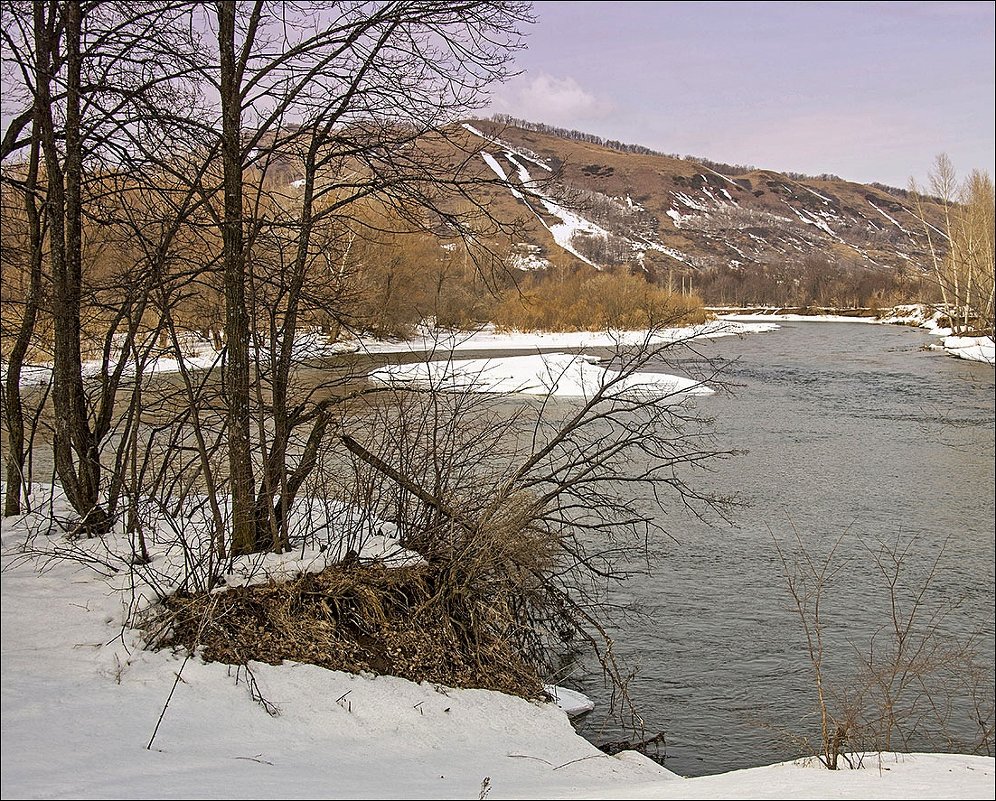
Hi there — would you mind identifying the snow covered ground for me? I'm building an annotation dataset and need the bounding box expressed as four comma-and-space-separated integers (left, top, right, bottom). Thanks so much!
2, 500, 991, 799
355, 320, 778, 355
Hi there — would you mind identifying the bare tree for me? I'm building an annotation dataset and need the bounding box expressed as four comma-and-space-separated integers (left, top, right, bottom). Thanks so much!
183, 1, 533, 554
2, 1, 532, 549
775, 531, 994, 769
1, 0, 206, 531
911, 155, 996, 336
0, 130, 45, 515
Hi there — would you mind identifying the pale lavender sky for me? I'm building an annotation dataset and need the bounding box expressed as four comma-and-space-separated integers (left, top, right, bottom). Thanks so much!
487, 1, 995, 188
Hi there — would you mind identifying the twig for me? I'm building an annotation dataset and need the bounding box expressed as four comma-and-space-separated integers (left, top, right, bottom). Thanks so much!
147, 652, 191, 750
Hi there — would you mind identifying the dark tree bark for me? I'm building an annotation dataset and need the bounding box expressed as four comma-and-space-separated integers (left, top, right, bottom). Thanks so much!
3, 133, 44, 516
216, 0, 259, 555
35, 0, 110, 533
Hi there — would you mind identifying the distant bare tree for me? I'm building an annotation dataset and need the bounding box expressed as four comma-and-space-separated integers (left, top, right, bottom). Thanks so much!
911, 155, 996, 336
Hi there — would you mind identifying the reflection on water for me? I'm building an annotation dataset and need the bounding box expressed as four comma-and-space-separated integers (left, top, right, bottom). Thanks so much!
574, 322, 995, 777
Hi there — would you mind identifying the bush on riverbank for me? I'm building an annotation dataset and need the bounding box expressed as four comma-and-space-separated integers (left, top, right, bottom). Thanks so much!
149, 560, 545, 698
494, 270, 707, 331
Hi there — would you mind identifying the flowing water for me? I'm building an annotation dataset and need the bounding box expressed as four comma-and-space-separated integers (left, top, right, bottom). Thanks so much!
571, 322, 995, 776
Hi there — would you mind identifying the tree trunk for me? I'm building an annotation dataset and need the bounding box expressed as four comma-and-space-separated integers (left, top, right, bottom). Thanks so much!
36, 0, 109, 534
217, 0, 256, 555
3, 135, 43, 516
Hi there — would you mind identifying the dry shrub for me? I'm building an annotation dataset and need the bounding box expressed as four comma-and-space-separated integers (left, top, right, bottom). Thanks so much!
494, 269, 706, 331
146, 504, 555, 698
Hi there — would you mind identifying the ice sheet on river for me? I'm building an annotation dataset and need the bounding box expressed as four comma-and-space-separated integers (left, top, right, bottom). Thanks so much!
368, 352, 715, 398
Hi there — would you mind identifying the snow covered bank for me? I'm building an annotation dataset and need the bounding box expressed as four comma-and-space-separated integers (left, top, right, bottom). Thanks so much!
2, 322, 780, 388
369, 352, 714, 398
718, 312, 879, 324
573, 753, 994, 800
356, 320, 780, 356
2, 330, 357, 387
0, 503, 673, 800
942, 335, 995, 366
2, 500, 992, 799
365, 318, 768, 398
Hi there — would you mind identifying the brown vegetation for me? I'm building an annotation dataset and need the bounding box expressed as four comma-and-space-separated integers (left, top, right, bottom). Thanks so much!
494, 269, 707, 331
151, 561, 545, 698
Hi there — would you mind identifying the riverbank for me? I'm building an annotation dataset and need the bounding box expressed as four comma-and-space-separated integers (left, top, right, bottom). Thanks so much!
1, 500, 992, 799
6, 307, 992, 390
715, 304, 995, 365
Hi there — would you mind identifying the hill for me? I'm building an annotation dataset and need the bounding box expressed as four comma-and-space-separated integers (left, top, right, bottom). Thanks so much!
452, 117, 947, 307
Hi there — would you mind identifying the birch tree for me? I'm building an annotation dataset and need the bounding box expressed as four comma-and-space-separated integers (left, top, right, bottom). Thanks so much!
911, 155, 996, 336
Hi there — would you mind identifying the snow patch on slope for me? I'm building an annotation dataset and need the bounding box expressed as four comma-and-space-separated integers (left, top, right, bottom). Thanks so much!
868, 200, 913, 235
462, 122, 553, 172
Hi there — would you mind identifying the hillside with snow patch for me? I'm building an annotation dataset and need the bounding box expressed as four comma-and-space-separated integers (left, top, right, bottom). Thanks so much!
458, 119, 948, 290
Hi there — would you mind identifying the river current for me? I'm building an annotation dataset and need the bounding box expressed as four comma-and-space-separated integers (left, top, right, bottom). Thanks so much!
572, 321, 995, 776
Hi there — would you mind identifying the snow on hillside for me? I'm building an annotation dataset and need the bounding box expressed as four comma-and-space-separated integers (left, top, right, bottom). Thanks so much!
494, 147, 610, 269
462, 122, 553, 172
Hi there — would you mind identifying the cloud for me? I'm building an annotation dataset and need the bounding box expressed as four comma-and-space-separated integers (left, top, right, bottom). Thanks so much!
489, 72, 613, 124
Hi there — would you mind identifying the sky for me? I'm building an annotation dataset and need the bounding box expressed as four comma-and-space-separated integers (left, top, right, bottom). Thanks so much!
485, 1, 995, 188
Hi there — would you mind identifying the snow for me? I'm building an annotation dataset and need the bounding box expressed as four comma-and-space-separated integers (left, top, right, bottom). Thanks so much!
509, 243, 552, 271
799, 184, 834, 203
943, 335, 995, 365
785, 203, 842, 241
544, 685, 595, 717
354, 321, 781, 356
674, 192, 710, 212
878, 304, 946, 330
1, 323, 781, 390
474, 146, 608, 269
719, 313, 880, 324
461, 122, 553, 172
902, 207, 949, 240
504, 154, 609, 269
368, 352, 716, 398
481, 152, 524, 199
867, 201, 913, 236
2, 499, 992, 799
2, 330, 356, 387
574, 753, 994, 800
640, 240, 693, 265
665, 208, 686, 227
699, 166, 740, 187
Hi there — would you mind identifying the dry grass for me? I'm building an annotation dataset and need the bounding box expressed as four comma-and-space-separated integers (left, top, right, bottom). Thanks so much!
147, 549, 548, 699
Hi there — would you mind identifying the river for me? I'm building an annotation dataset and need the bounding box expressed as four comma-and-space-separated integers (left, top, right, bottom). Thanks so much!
7, 319, 991, 777
571, 321, 995, 776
